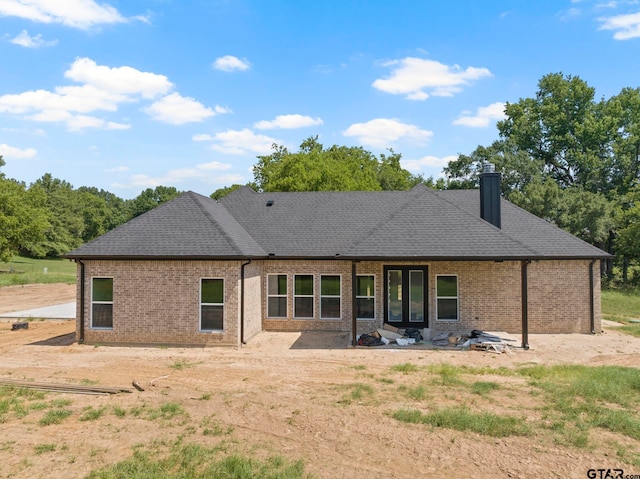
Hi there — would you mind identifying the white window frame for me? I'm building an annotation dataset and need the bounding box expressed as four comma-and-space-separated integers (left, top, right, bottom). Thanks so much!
356, 274, 376, 320
267, 274, 288, 318
90, 277, 113, 330
200, 278, 224, 332
320, 274, 342, 320
294, 274, 315, 319
436, 274, 459, 322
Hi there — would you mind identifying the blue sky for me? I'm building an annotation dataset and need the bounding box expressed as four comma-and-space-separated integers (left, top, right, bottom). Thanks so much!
0, 0, 639, 199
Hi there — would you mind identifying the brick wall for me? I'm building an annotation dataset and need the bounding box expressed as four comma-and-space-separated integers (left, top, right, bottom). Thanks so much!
74, 258, 601, 346
77, 260, 242, 347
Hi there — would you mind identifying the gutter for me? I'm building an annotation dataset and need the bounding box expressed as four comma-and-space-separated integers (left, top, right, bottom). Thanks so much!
77, 259, 85, 344
589, 259, 597, 334
240, 259, 252, 345
521, 260, 531, 350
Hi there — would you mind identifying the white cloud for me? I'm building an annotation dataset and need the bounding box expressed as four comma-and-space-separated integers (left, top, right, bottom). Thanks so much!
599, 11, 640, 39
0, 143, 37, 159
144, 93, 225, 125
203, 128, 280, 155
453, 102, 506, 127
343, 118, 433, 148
10, 29, 57, 47
27, 109, 130, 131
192, 133, 214, 142
0, 57, 217, 130
65, 57, 172, 99
372, 57, 492, 100
0, 0, 131, 30
212, 55, 251, 72
254, 114, 323, 130
401, 155, 457, 173
112, 161, 238, 191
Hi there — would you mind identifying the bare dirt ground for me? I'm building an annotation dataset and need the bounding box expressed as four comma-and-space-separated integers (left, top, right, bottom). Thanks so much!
1, 283, 639, 479
0, 283, 75, 314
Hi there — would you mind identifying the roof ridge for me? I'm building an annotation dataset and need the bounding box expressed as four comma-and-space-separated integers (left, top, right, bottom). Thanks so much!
188, 192, 262, 256
434, 190, 541, 256
343, 187, 425, 254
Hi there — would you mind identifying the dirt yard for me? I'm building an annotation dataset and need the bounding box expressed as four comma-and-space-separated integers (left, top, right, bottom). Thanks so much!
1, 283, 639, 478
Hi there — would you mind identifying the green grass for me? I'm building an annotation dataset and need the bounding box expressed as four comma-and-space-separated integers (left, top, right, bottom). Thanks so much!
392, 407, 530, 437
33, 443, 56, 454
85, 441, 309, 479
80, 406, 106, 421
39, 408, 73, 426
169, 359, 200, 371
0, 255, 76, 286
517, 365, 640, 442
602, 287, 640, 322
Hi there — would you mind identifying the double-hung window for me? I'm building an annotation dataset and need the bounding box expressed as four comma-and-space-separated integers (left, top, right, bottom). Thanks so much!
436, 275, 459, 321
201, 279, 224, 331
91, 277, 113, 329
320, 275, 341, 319
267, 274, 287, 318
294, 275, 314, 318
355, 275, 375, 320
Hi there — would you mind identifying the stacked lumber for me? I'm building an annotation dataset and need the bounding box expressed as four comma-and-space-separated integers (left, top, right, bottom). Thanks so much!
0, 378, 132, 395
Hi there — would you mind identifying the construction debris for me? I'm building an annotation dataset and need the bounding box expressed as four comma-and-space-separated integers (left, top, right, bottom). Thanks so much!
0, 378, 132, 395
11, 322, 28, 330
433, 329, 515, 353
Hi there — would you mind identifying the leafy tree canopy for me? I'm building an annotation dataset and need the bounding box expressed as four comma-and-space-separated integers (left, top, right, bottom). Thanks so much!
253, 136, 422, 192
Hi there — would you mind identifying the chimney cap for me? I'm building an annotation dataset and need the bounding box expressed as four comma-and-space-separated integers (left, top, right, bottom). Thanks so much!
482, 162, 495, 173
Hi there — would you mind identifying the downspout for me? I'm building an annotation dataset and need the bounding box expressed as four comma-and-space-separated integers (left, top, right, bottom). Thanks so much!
77, 259, 85, 344
521, 260, 531, 350
240, 259, 252, 345
589, 259, 596, 334
351, 260, 357, 346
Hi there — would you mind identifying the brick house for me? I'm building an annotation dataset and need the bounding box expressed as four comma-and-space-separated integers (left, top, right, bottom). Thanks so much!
65, 170, 609, 348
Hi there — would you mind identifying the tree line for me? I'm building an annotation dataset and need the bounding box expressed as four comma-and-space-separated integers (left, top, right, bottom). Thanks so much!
1, 73, 638, 283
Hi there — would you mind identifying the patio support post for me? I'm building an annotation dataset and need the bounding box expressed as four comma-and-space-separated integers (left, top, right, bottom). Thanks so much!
78, 259, 85, 344
351, 260, 357, 346
589, 259, 596, 334
521, 260, 531, 350
240, 259, 251, 346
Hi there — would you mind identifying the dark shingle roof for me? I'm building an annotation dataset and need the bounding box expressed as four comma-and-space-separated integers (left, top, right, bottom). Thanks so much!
66, 185, 610, 260
66, 191, 265, 258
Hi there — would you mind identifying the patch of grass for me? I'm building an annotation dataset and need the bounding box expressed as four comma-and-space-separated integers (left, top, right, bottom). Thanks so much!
392, 407, 530, 437
0, 255, 76, 286
85, 441, 308, 479
390, 363, 418, 374
351, 365, 367, 370
337, 383, 375, 405
400, 384, 430, 401
602, 288, 640, 322
51, 398, 72, 408
145, 401, 187, 422
33, 443, 56, 454
618, 323, 640, 338
113, 406, 126, 418
80, 406, 106, 421
427, 363, 463, 386
518, 364, 640, 441
39, 408, 73, 426
198, 393, 211, 401
471, 381, 501, 396
169, 359, 200, 371
201, 415, 233, 437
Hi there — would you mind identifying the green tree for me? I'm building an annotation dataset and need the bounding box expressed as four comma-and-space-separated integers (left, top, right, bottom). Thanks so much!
210, 184, 244, 200
127, 186, 182, 219
22, 173, 86, 257
0, 157, 49, 262
253, 136, 421, 192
